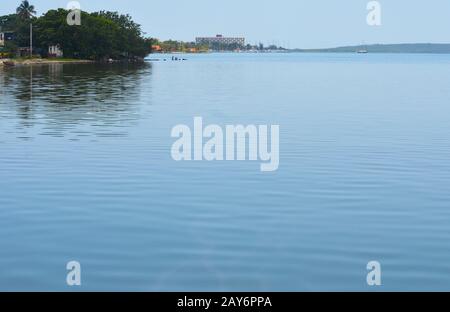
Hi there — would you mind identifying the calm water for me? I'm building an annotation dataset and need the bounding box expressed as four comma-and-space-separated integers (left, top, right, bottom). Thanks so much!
1, 53, 450, 291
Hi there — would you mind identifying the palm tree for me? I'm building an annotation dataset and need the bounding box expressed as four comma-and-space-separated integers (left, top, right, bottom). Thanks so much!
16, 1, 36, 20
16, 1, 36, 58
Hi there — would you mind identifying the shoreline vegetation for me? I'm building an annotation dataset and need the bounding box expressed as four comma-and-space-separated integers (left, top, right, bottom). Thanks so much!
150, 40, 286, 54
1, 1, 153, 64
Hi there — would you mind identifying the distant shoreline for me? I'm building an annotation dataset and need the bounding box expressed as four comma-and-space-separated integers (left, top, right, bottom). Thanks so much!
290, 43, 450, 54
148, 43, 450, 55
150, 43, 450, 54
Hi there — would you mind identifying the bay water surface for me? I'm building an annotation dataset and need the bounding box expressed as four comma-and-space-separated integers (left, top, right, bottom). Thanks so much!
1, 53, 450, 291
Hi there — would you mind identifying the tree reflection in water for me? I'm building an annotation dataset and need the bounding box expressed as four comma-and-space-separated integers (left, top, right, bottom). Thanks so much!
0, 62, 152, 139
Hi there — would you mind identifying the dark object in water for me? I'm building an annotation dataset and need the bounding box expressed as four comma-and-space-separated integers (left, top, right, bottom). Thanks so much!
2, 61, 15, 67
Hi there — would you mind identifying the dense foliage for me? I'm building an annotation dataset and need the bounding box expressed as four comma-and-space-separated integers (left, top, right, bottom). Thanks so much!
1, 2, 152, 60
154, 40, 208, 53
151, 40, 285, 53
34, 9, 151, 59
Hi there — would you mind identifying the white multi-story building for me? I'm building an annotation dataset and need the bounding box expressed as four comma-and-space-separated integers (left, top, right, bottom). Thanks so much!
196, 34, 245, 47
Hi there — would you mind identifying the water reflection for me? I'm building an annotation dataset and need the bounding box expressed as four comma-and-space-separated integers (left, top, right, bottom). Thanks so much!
0, 63, 152, 138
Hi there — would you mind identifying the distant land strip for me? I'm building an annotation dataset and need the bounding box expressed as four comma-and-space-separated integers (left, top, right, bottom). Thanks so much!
292, 44, 450, 54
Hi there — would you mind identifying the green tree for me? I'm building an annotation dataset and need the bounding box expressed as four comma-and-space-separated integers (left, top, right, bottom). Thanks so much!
2, 3, 152, 60
0, 14, 18, 30
34, 9, 151, 60
16, 1, 36, 20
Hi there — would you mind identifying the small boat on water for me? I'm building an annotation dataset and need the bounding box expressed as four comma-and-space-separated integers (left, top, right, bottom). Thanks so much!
357, 49, 368, 54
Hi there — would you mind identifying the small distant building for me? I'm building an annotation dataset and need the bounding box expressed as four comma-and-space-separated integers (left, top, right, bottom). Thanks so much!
196, 34, 245, 47
0, 31, 14, 47
48, 45, 63, 58
151, 44, 162, 52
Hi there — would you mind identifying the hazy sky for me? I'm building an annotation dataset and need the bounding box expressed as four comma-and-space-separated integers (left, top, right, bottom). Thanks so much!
2, 0, 450, 48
